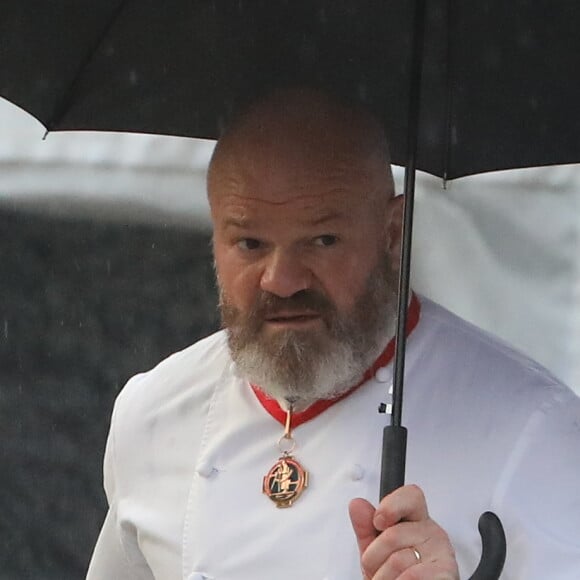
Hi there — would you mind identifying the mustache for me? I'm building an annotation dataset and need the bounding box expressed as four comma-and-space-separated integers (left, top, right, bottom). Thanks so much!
251, 289, 334, 318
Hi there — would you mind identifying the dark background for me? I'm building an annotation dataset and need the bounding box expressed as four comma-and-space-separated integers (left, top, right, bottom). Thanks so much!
0, 208, 219, 579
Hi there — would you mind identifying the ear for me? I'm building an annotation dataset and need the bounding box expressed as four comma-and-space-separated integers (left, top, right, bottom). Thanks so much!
385, 194, 404, 272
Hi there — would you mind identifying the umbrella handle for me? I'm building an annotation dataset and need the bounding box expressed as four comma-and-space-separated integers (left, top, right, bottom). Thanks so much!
379, 425, 408, 497
379, 426, 507, 579
467, 512, 507, 580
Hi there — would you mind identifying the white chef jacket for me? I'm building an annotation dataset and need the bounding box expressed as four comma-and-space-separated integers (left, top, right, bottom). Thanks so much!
87, 297, 580, 579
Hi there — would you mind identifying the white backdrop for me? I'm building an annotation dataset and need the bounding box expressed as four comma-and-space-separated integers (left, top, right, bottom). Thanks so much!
1, 97, 579, 394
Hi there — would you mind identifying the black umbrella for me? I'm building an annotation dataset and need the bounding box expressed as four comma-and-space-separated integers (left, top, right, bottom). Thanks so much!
1, 1, 578, 177
2, 1, 579, 578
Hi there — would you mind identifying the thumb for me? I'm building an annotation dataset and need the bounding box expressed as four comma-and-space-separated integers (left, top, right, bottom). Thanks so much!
349, 498, 377, 555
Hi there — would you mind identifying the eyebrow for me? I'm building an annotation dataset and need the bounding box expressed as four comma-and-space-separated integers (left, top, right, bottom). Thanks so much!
222, 216, 253, 229
309, 211, 345, 226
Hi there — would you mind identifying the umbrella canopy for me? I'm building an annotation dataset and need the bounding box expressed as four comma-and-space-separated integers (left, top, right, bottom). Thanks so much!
1, 0, 579, 179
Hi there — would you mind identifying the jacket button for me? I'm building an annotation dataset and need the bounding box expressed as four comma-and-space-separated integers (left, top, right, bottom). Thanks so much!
374, 367, 391, 383
196, 461, 216, 478
350, 464, 365, 481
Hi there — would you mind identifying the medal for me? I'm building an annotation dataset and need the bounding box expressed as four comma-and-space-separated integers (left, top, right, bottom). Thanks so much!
263, 404, 308, 508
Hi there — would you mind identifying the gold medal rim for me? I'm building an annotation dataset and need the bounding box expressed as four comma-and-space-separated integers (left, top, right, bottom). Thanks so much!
263, 456, 309, 508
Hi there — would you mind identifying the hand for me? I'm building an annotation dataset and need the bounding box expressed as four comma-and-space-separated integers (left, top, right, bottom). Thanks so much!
349, 484, 459, 580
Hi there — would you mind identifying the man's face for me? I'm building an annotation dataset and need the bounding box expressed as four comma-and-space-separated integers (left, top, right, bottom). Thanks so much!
209, 110, 402, 405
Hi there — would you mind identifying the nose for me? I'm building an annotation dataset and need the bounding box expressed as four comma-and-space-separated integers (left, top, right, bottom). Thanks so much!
260, 249, 311, 298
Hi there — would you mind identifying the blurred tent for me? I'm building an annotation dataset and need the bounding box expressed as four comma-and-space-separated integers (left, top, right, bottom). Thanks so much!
2, 96, 579, 391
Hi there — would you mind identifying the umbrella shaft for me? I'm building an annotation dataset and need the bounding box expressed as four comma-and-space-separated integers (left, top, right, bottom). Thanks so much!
391, 0, 427, 428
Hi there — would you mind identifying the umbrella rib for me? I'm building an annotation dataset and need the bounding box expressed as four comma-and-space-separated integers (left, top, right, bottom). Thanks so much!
46, 0, 132, 132
443, 0, 457, 184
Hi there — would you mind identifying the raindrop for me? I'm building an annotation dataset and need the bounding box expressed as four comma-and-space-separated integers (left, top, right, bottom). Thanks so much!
451, 126, 458, 146
3, 319, 7, 340
104, 43, 116, 57
217, 114, 227, 134
357, 81, 368, 101
517, 28, 534, 49
528, 96, 539, 111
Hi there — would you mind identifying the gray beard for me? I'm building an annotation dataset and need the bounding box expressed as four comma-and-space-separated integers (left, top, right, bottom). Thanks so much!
220, 256, 398, 407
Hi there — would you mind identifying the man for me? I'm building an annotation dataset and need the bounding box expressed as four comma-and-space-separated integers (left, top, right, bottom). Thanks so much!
87, 88, 580, 579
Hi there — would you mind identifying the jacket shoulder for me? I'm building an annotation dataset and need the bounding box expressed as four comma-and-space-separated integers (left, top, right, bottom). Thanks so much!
103, 330, 233, 498
418, 296, 562, 383
112, 330, 231, 430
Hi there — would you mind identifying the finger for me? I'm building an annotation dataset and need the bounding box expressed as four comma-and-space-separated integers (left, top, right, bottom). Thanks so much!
374, 560, 456, 580
348, 498, 377, 556
374, 484, 428, 531
361, 519, 430, 576
370, 546, 422, 580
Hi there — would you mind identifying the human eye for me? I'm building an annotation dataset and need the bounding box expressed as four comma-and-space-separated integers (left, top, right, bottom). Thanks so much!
237, 238, 262, 251
313, 234, 338, 247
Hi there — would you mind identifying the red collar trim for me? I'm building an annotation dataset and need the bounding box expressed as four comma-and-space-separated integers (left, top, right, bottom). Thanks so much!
251, 293, 421, 428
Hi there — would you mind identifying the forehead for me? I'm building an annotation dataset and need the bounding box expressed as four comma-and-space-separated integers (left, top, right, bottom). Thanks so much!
208, 152, 382, 230
214, 191, 358, 227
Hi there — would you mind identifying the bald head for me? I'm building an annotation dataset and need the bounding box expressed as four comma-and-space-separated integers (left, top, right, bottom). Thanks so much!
207, 87, 395, 206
